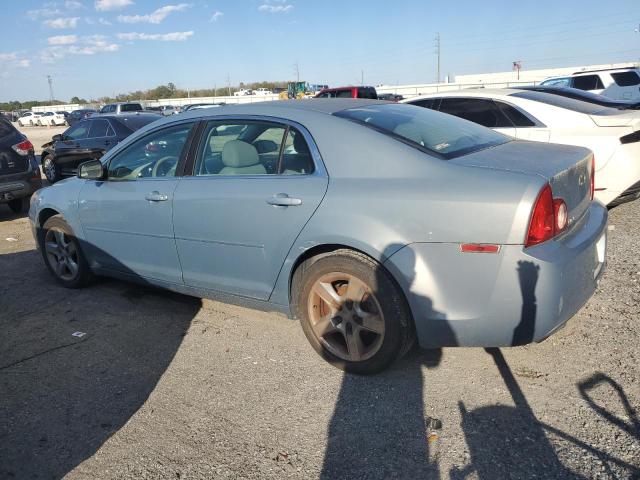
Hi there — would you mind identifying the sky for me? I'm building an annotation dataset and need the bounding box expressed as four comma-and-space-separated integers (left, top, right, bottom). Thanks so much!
0, 0, 639, 102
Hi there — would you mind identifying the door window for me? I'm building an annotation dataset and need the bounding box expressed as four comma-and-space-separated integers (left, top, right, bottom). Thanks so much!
280, 128, 314, 175
107, 123, 193, 180
88, 119, 111, 138
438, 98, 513, 128
409, 98, 439, 110
572, 75, 605, 91
540, 77, 571, 87
335, 89, 354, 98
65, 123, 90, 140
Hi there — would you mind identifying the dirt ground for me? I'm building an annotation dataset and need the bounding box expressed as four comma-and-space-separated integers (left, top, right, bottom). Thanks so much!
0, 196, 638, 479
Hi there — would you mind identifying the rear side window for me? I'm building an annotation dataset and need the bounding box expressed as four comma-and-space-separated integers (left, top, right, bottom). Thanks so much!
335, 90, 354, 98
611, 71, 640, 87
357, 88, 378, 99
335, 103, 509, 159
121, 103, 142, 112
88, 119, 110, 138
438, 98, 513, 128
572, 75, 605, 91
495, 101, 537, 127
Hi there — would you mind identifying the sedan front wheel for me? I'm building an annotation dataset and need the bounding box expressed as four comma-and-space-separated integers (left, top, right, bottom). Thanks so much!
294, 249, 414, 374
43, 155, 61, 183
40, 215, 93, 288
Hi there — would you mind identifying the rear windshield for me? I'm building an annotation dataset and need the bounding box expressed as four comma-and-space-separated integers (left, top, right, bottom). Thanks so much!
334, 103, 509, 159
120, 103, 142, 112
510, 90, 620, 115
112, 115, 159, 133
0, 119, 16, 139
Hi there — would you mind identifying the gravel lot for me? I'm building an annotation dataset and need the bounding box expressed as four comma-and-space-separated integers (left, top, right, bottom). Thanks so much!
0, 195, 638, 479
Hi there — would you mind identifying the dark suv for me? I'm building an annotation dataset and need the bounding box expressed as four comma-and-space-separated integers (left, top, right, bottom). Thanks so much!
40, 113, 161, 183
0, 119, 42, 213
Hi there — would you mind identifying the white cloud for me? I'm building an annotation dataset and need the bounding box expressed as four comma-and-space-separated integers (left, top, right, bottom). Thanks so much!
210, 10, 223, 22
0, 52, 18, 62
48, 34, 78, 45
117, 3, 190, 24
44, 17, 80, 28
95, 0, 133, 11
98, 17, 113, 25
27, 7, 62, 20
0, 52, 31, 69
40, 35, 119, 63
65, 1, 84, 9
258, 2, 293, 13
117, 31, 193, 41
17, 59, 31, 68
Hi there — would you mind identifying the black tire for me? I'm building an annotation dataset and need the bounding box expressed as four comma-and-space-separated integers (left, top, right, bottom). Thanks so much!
7, 198, 26, 213
39, 214, 93, 288
42, 154, 62, 184
292, 249, 414, 375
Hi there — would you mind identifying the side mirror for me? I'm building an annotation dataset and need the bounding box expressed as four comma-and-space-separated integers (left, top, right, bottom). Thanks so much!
78, 159, 105, 180
52, 134, 63, 142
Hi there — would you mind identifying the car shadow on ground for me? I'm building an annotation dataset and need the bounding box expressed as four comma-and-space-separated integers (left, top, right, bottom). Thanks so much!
0, 248, 202, 479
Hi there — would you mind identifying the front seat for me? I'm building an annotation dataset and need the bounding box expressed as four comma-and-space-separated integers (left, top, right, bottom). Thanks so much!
218, 140, 267, 175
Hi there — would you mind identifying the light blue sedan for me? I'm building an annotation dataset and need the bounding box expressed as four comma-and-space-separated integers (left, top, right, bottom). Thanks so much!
29, 100, 607, 374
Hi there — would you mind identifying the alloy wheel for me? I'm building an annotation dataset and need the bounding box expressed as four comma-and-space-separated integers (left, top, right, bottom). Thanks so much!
44, 157, 56, 182
44, 228, 79, 281
307, 272, 385, 362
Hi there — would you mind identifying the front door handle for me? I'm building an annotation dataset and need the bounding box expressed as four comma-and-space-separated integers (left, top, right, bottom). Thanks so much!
266, 193, 302, 207
145, 191, 169, 202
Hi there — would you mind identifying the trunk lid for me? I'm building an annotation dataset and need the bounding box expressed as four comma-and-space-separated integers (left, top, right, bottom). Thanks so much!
589, 111, 640, 129
449, 140, 593, 226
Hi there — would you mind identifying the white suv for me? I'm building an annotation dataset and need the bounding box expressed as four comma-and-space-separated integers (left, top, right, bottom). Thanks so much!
253, 88, 273, 96
540, 68, 640, 101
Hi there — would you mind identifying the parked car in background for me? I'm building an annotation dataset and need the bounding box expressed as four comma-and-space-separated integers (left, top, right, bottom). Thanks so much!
17, 112, 42, 127
99, 102, 144, 115
0, 119, 41, 213
233, 89, 253, 96
404, 89, 640, 206
181, 103, 224, 112
539, 67, 640, 101
67, 109, 97, 126
40, 113, 161, 183
254, 88, 273, 96
29, 100, 606, 374
377, 93, 405, 102
315, 86, 378, 99
158, 105, 177, 116
513, 86, 640, 110
37, 111, 67, 127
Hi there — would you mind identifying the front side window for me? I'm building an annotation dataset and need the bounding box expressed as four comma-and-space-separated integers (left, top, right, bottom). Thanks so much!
572, 75, 605, 91
335, 103, 509, 159
193, 121, 314, 176
65, 123, 90, 140
438, 98, 513, 128
409, 98, 439, 110
611, 71, 640, 87
108, 123, 193, 180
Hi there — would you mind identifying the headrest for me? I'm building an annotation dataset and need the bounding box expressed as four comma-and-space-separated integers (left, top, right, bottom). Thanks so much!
222, 140, 259, 168
293, 131, 309, 154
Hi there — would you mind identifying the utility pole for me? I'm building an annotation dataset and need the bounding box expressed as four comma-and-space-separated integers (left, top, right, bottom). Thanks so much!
434, 33, 441, 83
47, 75, 54, 102
227, 73, 231, 96
294, 61, 300, 82
361, 70, 364, 85
513, 61, 522, 80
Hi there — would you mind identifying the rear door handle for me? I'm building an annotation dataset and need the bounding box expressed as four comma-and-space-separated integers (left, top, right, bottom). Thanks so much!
145, 191, 169, 202
266, 193, 302, 207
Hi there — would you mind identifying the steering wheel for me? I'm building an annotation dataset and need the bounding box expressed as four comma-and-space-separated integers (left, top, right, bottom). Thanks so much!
151, 156, 179, 177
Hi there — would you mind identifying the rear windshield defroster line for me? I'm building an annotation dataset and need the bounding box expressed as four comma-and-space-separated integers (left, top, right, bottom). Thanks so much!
334, 103, 509, 159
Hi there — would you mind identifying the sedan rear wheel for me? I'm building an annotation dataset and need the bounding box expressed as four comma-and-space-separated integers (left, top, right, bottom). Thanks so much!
294, 249, 414, 374
40, 215, 93, 288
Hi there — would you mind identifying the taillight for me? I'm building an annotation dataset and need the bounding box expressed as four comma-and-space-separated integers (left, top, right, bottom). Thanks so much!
526, 184, 568, 247
11, 140, 34, 156
526, 184, 555, 247
590, 155, 595, 201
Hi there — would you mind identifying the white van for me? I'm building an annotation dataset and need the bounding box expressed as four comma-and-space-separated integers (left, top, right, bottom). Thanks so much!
540, 67, 640, 101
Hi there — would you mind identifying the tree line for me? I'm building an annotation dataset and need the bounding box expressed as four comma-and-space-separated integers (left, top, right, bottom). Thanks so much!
0, 81, 290, 111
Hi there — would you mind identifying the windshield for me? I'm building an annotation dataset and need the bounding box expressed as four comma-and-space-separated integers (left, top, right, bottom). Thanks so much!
335, 103, 509, 159
121, 103, 142, 112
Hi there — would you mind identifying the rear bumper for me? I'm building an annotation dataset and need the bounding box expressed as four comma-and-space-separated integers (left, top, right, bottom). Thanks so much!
0, 174, 42, 203
384, 202, 608, 348
596, 143, 640, 206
